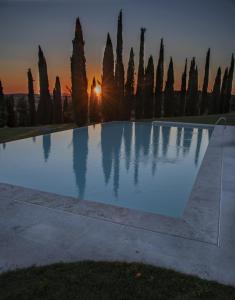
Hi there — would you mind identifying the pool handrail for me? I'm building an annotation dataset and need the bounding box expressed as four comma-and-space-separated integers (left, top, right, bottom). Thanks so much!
215, 116, 227, 128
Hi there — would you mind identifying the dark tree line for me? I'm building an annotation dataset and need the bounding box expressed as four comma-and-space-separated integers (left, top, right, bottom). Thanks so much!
0, 47, 70, 127
70, 12, 234, 126
1, 10, 234, 128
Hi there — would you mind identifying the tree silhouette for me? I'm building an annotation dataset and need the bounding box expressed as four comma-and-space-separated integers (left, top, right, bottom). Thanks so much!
71, 17, 88, 126
124, 47, 135, 120
27, 69, 36, 126
164, 57, 175, 117
37, 46, 52, 124
186, 58, 198, 115
220, 68, 228, 113
135, 28, 146, 119
143, 55, 154, 118
115, 10, 125, 120
179, 59, 187, 116
6, 96, 16, 127
63, 96, 70, 122
225, 54, 234, 113
155, 39, 164, 117
89, 77, 100, 123
53, 76, 63, 123
17, 97, 28, 126
102, 33, 115, 121
0, 81, 6, 127
201, 48, 210, 115
211, 67, 221, 114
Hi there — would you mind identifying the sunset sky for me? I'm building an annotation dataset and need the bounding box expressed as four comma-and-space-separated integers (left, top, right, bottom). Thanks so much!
1, 0, 235, 94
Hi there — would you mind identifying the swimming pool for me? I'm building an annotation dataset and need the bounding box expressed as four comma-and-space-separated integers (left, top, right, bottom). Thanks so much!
0, 122, 213, 218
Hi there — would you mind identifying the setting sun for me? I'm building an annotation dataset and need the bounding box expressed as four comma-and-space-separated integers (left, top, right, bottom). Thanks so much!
94, 85, 101, 96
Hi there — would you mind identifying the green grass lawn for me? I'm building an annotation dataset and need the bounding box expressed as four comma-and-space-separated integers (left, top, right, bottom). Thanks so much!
0, 261, 234, 300
0, 123, 75, 143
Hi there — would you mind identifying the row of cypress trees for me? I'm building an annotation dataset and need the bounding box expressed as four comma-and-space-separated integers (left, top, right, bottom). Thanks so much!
0, 10, 234, 127
0, 49, 71, 127
71, 10, 234, 126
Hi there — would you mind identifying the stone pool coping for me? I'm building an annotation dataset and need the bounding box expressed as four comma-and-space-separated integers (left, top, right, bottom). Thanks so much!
0, 121, 223, 245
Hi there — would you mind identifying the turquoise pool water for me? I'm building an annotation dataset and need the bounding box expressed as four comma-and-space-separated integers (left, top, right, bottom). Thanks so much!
0, 122, 212, 217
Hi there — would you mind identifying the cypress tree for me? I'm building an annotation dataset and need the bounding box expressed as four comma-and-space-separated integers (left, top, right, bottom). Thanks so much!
0, 80, 6, 127
17, 97, 28, 126
154, 39, 164, 117
211, 67, 221, 114
89, 77, 100, 123
102, 33, 115, 121
124, 47, 135, 120
6, 96, 16, 127
193, 66, 199, 115
186, 57, 198, 115
53, 76, 63, 123
220, 68, 228, 113
27, 69, 36, 126
179, 59, 187, 116
71, 17, 88, 126
143, 55, 154, 118
225, 54, 234, 113
115, 10, 125, 119
201, 48, 210, 115
37, 46, 52, 124
164, 57, 175, 117
135, 28, 146, 119
63, 96, 69, 123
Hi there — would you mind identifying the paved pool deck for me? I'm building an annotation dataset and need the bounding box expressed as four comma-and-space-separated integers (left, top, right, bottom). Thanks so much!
0, 124, 235, 286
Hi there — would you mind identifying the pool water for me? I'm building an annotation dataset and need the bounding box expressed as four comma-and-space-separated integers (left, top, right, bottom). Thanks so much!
0, 122, 212, 217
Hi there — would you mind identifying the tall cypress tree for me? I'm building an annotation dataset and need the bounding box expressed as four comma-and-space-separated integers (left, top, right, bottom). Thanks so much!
164, 57, 175, 117
6, 96, 16, 127
201, 48, 210, 115
37, 46, 52, 124
102, 33, 115, 121
63, 96, 70, 123
220, 68, 228, 113
179, 59, 187, 116
71, 17, 88, 126
53, 76, 63, 123
155, 39, 164, 117
143, 55, 154, 118
211, 67, 221, 114
27, 69, 36, 126
89, 77, 100, 123
186, 57, 198, 115
0, 80, 6, 127
225, 54, 234, 113
17, 97, 28, 126
135, 28, 146, 119
115, 10, 125, 120
192, 66, 199, 115
124, 48, 135, 120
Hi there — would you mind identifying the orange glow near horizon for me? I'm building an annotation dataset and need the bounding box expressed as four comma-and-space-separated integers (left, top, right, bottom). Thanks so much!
94, 85, 101, 96
1, 69, 234, 96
